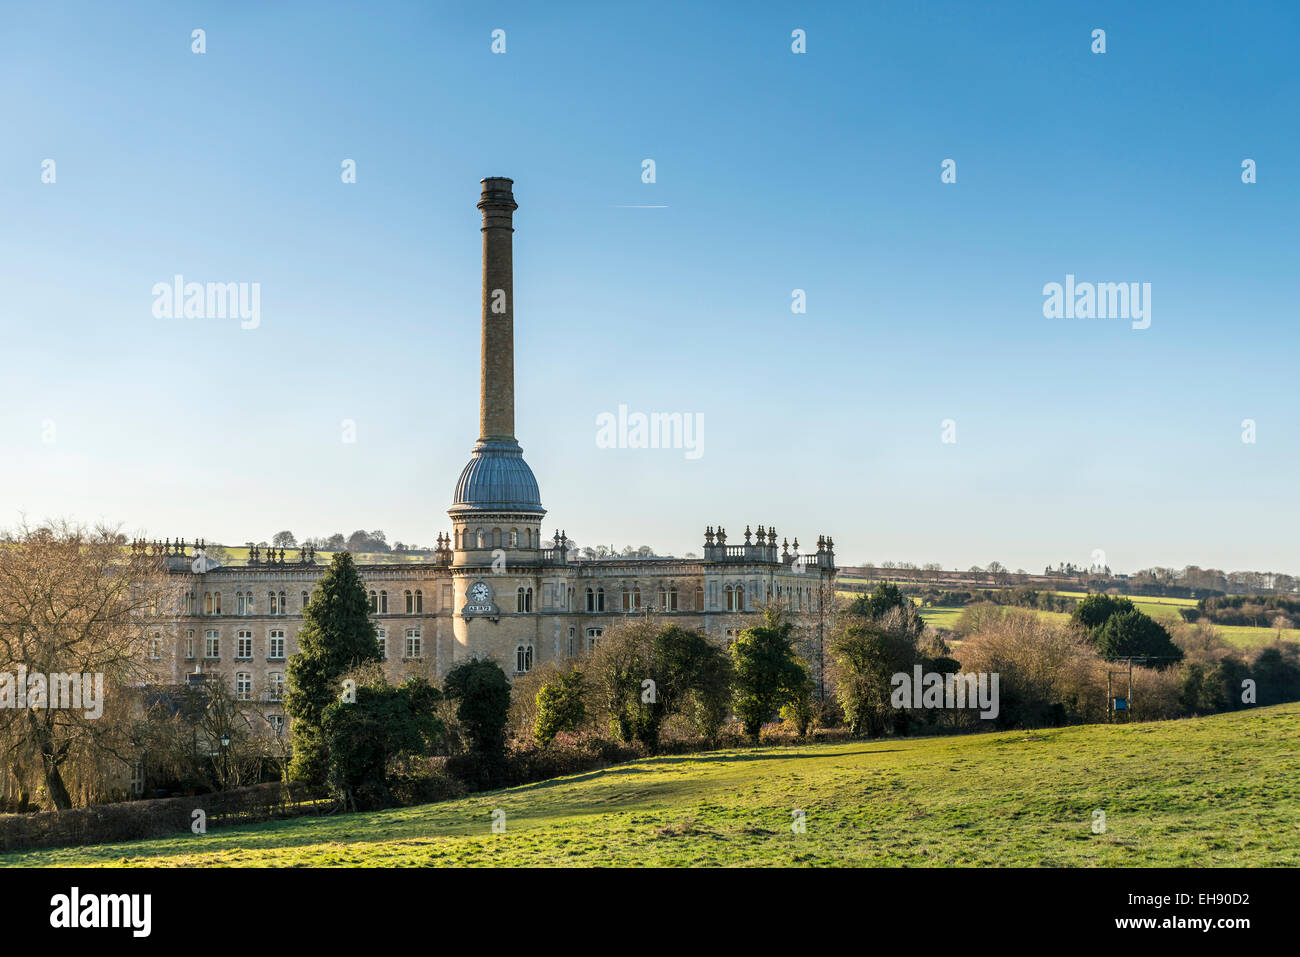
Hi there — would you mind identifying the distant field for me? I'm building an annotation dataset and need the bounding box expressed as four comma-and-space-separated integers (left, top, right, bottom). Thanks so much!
8, 705, 1297, 867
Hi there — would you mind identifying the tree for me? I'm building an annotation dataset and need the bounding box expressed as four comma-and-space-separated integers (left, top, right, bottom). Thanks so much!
846, 583, 923, 636
1072, 594, 1135, 631
730, 608, 808, 741
587, 622, 732, 752
533, 671, 587, 748
284, 552, 382, 783
321, 670, 442, 810
442, 658, 511, 755
828, 612, 920, 737
0, 521, 176, 809
1094, 610, 1182, 665
272, 531, 297, 548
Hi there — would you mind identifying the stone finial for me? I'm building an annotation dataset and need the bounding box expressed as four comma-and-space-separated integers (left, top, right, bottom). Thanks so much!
744, 525, 752, 544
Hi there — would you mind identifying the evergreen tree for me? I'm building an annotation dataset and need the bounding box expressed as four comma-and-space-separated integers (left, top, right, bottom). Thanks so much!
1093, 609, 1182, 666
1071, 593, 1135, 631
285, 552, 382, 782
442, 658, 512, 755
730, 607, 809, 741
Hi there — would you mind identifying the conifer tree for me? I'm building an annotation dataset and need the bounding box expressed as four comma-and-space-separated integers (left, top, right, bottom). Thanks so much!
285, 552, 382, 782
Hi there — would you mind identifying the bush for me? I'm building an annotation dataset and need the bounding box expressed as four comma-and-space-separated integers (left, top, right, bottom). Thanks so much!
443, 659, 511, 755
534, 670, 588, 748
956, 610, 1106, 728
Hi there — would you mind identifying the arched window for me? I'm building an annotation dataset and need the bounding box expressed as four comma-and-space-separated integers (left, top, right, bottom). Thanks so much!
509, 528, 518, 547
725, 585, 744, 612
515, 644, 533, 674
369, 590, 379, 614
415, 590, 423, 614
596, 587, 605, 612
667, 586, 678, 611
268, 592, 278, 616
279, 591, 286, 615
694, 585, 704, 611
301, 590, 310, 611
236, 592, 245, 616
492, 528, 502, 548
586, 587, 595, 612
568, 627, 576, 657
204, 592, 213, 615
405, 590, 414, 614
517, 587, 527, 613
631, 586, 640, 610
622, 586, 632, 612
380, 591, 388, 614
476, 529, 485, 548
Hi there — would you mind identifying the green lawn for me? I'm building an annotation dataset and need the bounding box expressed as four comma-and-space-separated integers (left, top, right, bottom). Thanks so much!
7, 705, 1298, 867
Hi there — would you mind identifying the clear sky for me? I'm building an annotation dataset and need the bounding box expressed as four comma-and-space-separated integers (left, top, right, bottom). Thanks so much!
2, 1, 1297, 574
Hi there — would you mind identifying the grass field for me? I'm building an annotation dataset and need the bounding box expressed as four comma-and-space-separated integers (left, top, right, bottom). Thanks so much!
7, 705, 1298, 867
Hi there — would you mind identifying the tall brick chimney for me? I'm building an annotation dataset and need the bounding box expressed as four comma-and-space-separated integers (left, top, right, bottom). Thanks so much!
478, 177, 517, 441
449, 177, 544, 529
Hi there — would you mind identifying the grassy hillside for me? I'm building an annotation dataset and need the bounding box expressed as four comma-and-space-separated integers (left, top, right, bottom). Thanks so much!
6, 705, 1297, 867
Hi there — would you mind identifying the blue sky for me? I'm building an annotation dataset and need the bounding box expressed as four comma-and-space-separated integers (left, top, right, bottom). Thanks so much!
1, 1, 1297, 573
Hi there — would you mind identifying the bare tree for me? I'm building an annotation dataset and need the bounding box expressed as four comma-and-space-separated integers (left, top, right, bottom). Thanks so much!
0, 521, 179, 808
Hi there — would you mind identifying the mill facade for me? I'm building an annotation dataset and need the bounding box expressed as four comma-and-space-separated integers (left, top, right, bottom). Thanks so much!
150, 178, 836, 729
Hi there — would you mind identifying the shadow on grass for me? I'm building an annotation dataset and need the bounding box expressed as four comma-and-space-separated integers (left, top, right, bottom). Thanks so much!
510, 748, 903, 793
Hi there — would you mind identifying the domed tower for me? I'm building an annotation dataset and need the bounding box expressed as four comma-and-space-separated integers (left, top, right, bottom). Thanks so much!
449, 177, 545, 576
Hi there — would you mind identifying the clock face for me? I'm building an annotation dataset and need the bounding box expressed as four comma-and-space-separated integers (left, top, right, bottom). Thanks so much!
470, 582, 491, 603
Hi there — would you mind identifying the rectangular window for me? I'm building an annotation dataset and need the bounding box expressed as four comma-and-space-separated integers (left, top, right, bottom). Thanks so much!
405, 628, 421, 659
213, 592, 221, 615
586, 627, 603, 651
268, 672, 285, 702
376, 628, 387, 660
236, 672, 252, 701
268, 630, 285, 660
236, 631, 253, 660
268, 715, 284, 735
204, 630, 220, 659
184, 630, 195, 660
149, 632, 162, 660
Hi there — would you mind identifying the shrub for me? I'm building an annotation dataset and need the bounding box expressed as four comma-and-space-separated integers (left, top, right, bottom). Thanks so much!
442, 658, 511, 756
534, 670, 588, 748
730, 608, 809, 741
